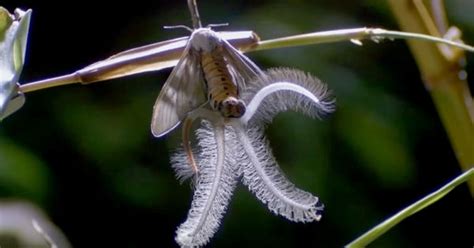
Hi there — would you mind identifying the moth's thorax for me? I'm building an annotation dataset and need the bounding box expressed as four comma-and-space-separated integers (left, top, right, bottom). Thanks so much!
190, 28, 221, 52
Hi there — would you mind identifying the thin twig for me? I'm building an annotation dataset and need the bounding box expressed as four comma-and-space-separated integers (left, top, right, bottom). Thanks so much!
18, 28, 474, 94
346, 168, 474, 247
187, 0, 202, 29
18, 31, 258, 93
20, 73, 79, 93
254, 27, 474, 52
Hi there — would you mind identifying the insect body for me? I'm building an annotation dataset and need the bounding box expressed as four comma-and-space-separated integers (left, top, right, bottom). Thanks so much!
201, 47, 246, 118
151, 28, 263, 138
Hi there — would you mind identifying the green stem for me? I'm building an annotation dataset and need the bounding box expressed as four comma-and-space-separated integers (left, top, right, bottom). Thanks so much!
346, 168, 474, 248
254, 28, 474, 52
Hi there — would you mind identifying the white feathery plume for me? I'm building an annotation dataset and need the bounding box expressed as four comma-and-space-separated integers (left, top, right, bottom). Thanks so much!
171, 146, 198, 184
175, 121, 240, 247
169, 67, 334, 247
240, 68, 335, 125
233, 123, 324, 222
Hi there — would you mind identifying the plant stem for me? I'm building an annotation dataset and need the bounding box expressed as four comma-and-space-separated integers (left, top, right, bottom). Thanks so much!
388, 0, 474, 196
20, 73, 78, 93
346, 168, 474, 247
254, 27, 474, 52
19, 27, 474, 94
187, 0, 202, 29
19, 32, 258, 93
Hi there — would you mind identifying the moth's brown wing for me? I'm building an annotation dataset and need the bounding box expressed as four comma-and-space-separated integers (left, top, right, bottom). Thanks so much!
220, 39, 266, 92
151, 46, 206, 137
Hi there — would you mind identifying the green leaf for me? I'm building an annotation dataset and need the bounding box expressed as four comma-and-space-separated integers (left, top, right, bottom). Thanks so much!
346, 168, 474, 247
13, 9, 31, 72
0, 8, 13, 37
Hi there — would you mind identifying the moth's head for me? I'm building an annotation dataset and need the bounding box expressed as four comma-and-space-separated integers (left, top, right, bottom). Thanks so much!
190, 28, 221, 52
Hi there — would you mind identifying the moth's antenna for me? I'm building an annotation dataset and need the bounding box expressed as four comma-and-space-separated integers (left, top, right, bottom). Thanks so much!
207, 23, 229, 29
187, 0, 202, 29
163, 25, 193, 32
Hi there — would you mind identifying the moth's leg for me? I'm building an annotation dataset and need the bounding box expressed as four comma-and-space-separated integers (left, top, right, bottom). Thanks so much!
182, 117, 198, 173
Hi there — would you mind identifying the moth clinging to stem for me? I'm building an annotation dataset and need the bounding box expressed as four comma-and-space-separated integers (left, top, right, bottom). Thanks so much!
151, 0, 333, 247
151, 0, 267, 172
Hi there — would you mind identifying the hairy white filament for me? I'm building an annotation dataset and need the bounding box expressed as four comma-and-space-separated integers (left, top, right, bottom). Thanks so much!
241, 82, 318, 124
241, 68, 335, 125
175, 122, 238, 247
197, 125, 223, 234
233, 123, 323, 222
172, 67, 332, 247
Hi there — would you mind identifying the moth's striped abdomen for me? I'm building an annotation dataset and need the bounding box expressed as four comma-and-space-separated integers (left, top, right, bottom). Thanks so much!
201, 48, 246, 118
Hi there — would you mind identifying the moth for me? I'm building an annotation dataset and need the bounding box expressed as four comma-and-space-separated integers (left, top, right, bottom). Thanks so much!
151, 27, 265, 138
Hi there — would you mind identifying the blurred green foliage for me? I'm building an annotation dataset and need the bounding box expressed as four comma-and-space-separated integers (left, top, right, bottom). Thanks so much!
0, 138, 50, 204
1, 0, 473, 247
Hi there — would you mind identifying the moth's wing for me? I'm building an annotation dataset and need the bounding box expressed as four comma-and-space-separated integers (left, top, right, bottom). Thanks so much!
220, 39, 266, 91
151, 45, 206, 137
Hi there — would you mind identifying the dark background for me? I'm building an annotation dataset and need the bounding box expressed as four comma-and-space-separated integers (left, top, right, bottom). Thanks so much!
1, 0, 473, 247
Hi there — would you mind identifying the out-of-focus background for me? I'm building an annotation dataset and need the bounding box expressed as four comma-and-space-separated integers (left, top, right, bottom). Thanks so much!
1, 0, 473, 247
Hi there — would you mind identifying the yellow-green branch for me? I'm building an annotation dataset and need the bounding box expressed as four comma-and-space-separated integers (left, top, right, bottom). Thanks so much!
388, 0, 474, 196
